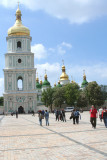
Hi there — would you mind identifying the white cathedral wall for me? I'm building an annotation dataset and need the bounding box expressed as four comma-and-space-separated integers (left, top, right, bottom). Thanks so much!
7, 36, 31, 53
60, 80, 70, 85
4, 93, 37, 113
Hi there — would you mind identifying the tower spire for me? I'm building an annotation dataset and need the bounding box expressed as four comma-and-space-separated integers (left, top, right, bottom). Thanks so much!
36, 72, 39, 82
16, 0, 22, 21
83, 70, 86, 80
44, 69, 47, 80
40, 76, 42, 85
18, 0, 20, 8
62, 59, 64, 66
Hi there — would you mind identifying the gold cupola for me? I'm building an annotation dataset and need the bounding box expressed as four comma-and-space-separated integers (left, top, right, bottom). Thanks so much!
40, 80, 42, 85
8, 4, 30, 36
71, 76, 75, 83
44, 73, 47, 80
54, 82, 56, 87
60, 64, 69, 81
40, 76, 42, 85
83, 70, 86, 80
36, 73, 39, 82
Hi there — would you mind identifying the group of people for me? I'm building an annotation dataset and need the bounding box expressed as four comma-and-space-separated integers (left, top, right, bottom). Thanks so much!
38, 110, 49, 126
90, 105, 107, 128
55, 109, 66, 122
11, 105, 107, 129
70, 109, 81, 124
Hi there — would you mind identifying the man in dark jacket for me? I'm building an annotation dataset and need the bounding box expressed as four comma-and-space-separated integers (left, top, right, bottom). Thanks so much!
102, 107, 107, 128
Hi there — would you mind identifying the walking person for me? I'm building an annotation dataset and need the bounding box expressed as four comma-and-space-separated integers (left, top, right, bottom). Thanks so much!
62, 109, 66, 122
71, 109, 76, 124
38, 111, 43, 126
60, 110, 63, 121
75, 109, 80, 124
99, 107, 103, 122
89, 105, 98, 129
56, 110, 60, 121
45, 110, 49, 126
32, 110, 35, 116
16, 111, 18, 118
102, 107, 107, 128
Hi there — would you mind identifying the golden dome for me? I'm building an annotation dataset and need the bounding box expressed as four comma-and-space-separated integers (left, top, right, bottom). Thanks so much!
60, 65, 69, 80
40, 80, 42, 85
58, 81, 60, 84
54, 82, 56, 87
8, 6, 30, 36
44, 74, 47, 80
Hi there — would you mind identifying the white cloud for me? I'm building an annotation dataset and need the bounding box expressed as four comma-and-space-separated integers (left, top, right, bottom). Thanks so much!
0, 78, 4, 96
32, 42, 72, 58
57, 42, 72, 55
57, 46, 66, 55
61, 42, 72, 48
0, 0, 107, 24
31, 44, 47, 60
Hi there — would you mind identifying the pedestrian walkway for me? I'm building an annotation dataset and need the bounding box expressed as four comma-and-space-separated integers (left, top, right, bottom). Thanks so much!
0, 115, 4, 121
0, 112, 107, 160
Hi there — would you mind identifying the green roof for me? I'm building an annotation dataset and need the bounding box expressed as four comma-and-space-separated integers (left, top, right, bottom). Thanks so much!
56, 83, 62, 88
42, 80, 50, 86
36, 82, 42, 89
81, 80, 88, 87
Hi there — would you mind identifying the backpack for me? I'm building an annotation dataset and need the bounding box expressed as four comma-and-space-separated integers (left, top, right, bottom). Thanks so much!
75, 111, 79, 117
103, 111, 107, 117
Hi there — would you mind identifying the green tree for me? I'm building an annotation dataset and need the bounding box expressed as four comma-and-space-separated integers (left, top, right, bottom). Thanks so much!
77, 91, 88, 108
0, 97, 4, 106
86, 81, 104, 107
41, 88, 54, 111
53, 87, 65, 108
64, 83, 80, 106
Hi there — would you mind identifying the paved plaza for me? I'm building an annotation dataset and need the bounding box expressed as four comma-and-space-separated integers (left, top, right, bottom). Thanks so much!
0, 112, 107, 160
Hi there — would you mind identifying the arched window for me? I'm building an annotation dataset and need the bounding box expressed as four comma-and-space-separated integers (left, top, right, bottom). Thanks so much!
17, 76, 23, 91
17, 41, 21, 48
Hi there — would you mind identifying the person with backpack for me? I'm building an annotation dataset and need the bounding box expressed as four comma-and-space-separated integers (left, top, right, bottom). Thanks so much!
75, 109, 80, 124
102, 107, 107, 128
44, 110, 49, 126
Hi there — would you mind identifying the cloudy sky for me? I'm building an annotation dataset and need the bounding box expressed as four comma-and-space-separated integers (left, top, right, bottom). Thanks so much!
0, 0, 107, 96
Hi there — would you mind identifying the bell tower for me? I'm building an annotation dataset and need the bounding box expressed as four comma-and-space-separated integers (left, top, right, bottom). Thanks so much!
3, 5, 37, 113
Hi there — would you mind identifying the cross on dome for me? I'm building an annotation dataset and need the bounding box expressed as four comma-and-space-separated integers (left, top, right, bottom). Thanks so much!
83, 70, 85, 75
62, 59, 64, 66
18, 0, 20, 8
45, 69, 47, 74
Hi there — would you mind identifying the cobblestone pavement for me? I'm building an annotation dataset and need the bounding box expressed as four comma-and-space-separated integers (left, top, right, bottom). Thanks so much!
0, 112, 107, 160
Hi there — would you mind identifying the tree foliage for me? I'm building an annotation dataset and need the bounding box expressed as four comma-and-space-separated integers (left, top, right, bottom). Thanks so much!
53, 87, 65, 108
64, 83, 80, 106
0, 97, 4, 106
77, 91, 88, 108
85, 81, 104, 107
41, 88, 54, 111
